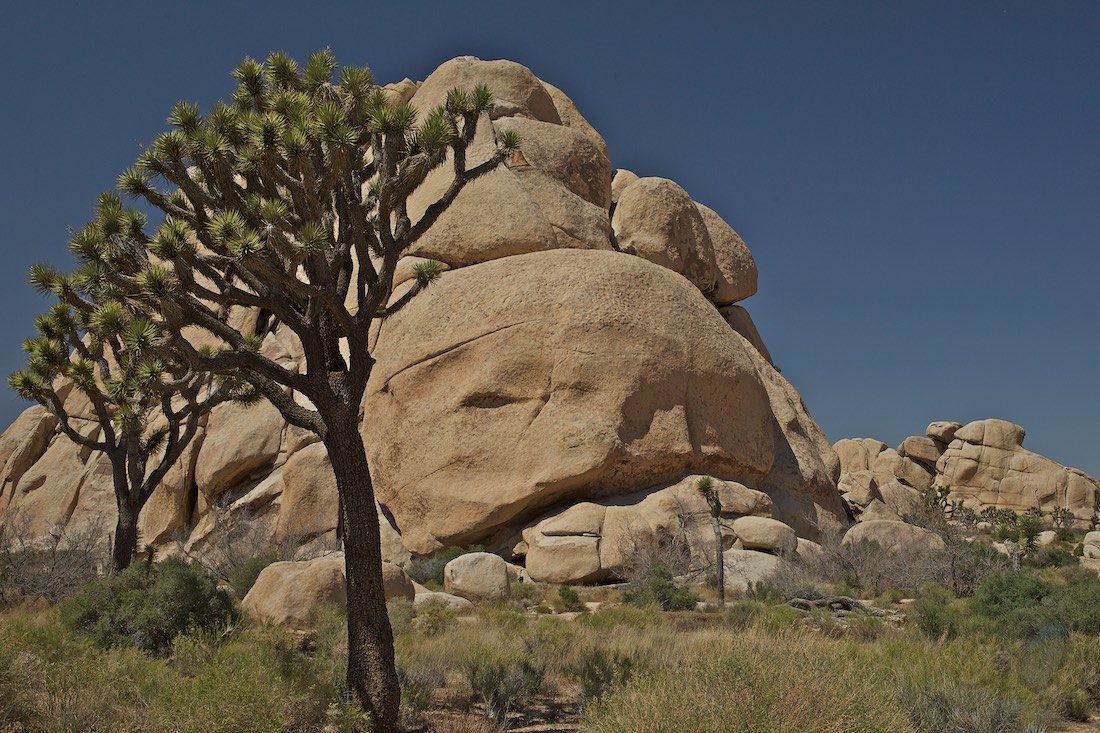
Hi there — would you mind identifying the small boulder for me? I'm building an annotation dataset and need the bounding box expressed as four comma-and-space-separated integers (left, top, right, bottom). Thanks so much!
796, 538, 825, 562
731, 516, 797, 556
722, 549, 785, 591
1083, 531, 1100, 559
925, 421, 962, 444
611, 177, 716, 293
414, 589, 474, 612
443, 552, 511, 600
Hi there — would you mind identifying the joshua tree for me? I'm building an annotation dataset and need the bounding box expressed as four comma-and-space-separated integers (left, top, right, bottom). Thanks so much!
697, 476, 725, 607
8, 277, 247, 572
55, 49, 518, 729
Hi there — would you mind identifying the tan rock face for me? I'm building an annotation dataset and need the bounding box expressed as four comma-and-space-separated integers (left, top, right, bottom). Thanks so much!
195, 401, 283, 500
926, 421, 962, 444
612, 177, 717, 293
524, 475, 777, 584
936, 419, 1099, 521
365, 250, 843, 554
722, 549, 786, 591
696, 203, 757, 305
843, 520, 946, 555
1083, 532, 1100, 559
719, 306, 773, 365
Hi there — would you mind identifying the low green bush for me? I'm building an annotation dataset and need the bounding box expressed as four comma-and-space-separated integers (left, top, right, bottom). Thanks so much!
462, 653, 544, 723
60, 559, 237, 655
1024, 545, 1078, 569
226, 553, 277, 599
405, 545, 483, 585
556, 585, 583, 612
622, 564, 699, 611
571, 647, 635, 704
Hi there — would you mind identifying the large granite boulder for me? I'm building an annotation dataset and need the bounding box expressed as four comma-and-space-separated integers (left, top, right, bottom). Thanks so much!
365, 249, 843, 554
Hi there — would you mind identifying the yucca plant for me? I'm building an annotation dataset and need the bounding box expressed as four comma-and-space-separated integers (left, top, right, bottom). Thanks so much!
43, 48, 520, 730
9, 265, 250, 574
697, 476, 726, 607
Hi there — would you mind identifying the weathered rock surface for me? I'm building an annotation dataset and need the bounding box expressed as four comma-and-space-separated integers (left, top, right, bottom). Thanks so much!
366, 250, 843, 554
836, 420, 1099, 526
731, 516, 797, 556
612, 177, 716, 293
522, 475, 775, 584
843, 520, 946, 555
935, 419, 1099, 522
1083, 532, 1100, 559
722, 549, 787, 591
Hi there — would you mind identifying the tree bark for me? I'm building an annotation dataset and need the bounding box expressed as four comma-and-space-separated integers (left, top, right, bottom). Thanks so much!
112, 502, 138, 574
323, 417, 401, 733
711, 509, 725, 608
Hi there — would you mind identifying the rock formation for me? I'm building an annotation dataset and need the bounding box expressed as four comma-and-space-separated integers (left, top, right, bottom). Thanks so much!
836, 418, 1099, 525
0, 56, 846, 584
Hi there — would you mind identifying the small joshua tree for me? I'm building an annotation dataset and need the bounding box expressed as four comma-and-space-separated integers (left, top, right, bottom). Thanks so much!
697, 476, 725, 607
9, 275, 247, 572
53, 49, 519, 729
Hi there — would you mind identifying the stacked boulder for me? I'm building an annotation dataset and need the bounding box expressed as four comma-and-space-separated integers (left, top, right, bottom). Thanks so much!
0, 57, 847, 584
836, 419, 1099, 526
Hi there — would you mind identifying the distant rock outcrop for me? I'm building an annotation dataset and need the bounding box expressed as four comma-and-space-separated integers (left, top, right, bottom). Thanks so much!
836, 418, 1099, 525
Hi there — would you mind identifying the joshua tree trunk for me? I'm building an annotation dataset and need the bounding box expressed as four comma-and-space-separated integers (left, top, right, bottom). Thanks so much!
711, 508, 725, 608
111, 461, 139, 573
323, 413, 401, 732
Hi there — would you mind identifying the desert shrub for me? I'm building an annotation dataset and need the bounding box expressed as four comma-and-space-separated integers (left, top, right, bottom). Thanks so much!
226, 553, 277, 599
556, 585, 583, 612
509, 580, 544, 608
1051, 569, 1100, 635
622, 564, 699, 611
578, 603, 664, 630
413, 601, 456, 636
899, 678, 1034, 733
0, 513, 106, 605
387, 598, 417, 636
406, 545, 482, 585
462, 652, 544, 723
1024, 545, 1078, 569
571, 647, 635, 704
912, 597, 962, 640
724, 600, 765, 630
971, 571, 1053, 623
398, 664, 444, 722
60, 558, 237, 654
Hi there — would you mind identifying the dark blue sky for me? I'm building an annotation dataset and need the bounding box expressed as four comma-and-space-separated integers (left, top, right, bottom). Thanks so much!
1, 1, 1096, 474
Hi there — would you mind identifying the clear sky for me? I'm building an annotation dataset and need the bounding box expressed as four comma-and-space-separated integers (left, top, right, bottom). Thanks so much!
0, 1, 1096, 474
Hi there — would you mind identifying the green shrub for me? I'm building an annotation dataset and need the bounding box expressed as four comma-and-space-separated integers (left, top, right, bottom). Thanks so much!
1023, 545, 1077, 569
60, 559, 237, 655
387, 598, 416, 636
413, 601, 455, 636
1052, 569, 1100, 635
556, 585, 583, 612
462, 653, 544, 723
571, 647, 635, 704
724, 600, 764, 630
971, 571, 1053, 622
397, 664, 444, 721
912, 597, 961, 640
226, 553, 277, 599
622, 564, 699, 611
405, 545, 482, 585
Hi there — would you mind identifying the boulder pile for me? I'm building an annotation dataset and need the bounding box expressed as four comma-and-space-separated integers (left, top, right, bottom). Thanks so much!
0, 57, 849, 585
836, 418, 1099, 526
